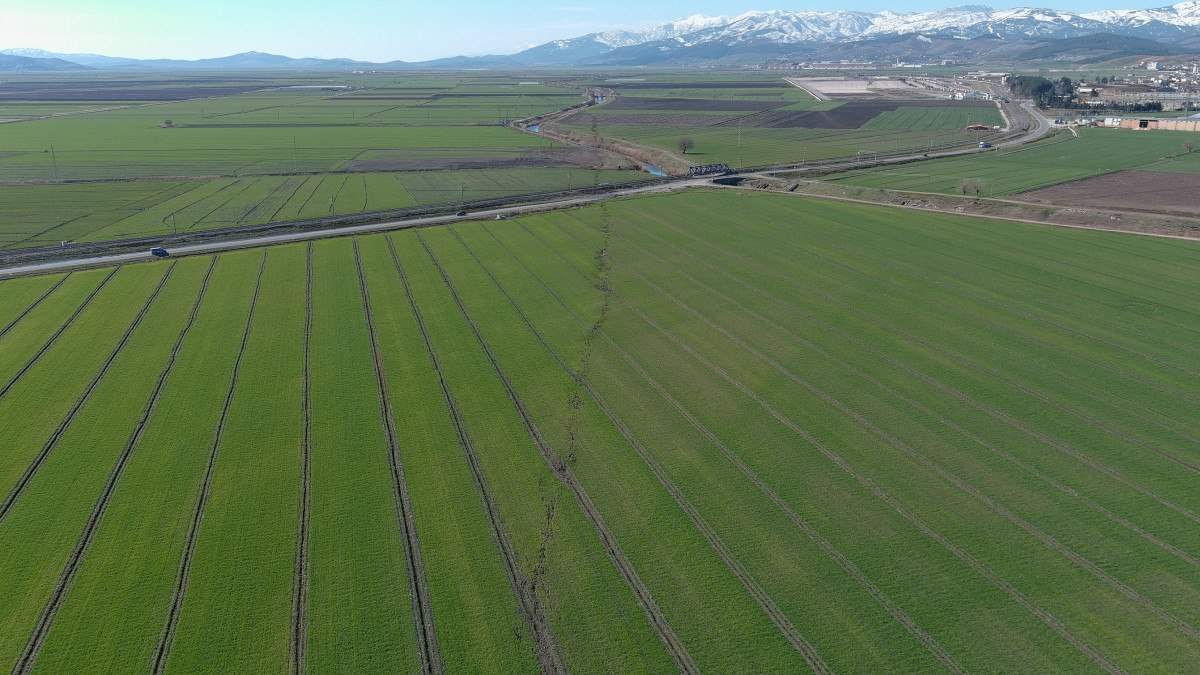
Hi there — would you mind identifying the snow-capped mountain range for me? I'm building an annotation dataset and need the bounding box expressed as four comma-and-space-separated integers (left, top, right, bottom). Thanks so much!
509, 2, 1200, 65
537, 2, 1200, 52
4, 3, 1199, 70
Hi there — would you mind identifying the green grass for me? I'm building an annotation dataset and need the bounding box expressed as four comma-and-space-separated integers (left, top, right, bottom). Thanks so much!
2, 189, 1199, 671
306, 238, 419, 672
571, 123, 972, 168
827, 126, 1200, 196
0, 73, 613, 250
164, 246, 306, 671
0, 169, 644, 248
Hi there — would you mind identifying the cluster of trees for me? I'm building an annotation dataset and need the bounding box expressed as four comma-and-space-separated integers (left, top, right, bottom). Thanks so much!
1010, 75, 1170, 112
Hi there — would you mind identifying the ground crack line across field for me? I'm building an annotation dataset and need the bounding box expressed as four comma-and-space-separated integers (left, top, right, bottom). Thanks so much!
353, 238, 443, 675
543, 220, 1122, 673
0, 274, 70, 341
151, 251, 267, 675
501, 222, 960, 672
447, 227, 701, 675
12, 256, 218, 675
501, 223, 830, 667
0, 267, 120, 403
289, 243, 314, 675
0, 264, 175, 524
610, 229, 1200, 573
387, 235, 564, 675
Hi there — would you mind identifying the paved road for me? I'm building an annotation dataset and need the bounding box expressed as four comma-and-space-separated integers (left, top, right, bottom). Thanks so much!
0, 179, 705, 278
0, 99, 1055, 279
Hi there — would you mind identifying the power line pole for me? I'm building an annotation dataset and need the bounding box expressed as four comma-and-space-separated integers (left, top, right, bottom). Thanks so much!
50, 145, 59, 180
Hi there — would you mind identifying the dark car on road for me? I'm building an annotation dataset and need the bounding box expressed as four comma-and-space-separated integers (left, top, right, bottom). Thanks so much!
150, 247, 169, 258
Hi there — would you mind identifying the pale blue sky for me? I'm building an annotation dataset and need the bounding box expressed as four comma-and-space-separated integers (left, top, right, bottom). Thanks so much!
0, 0, 1178, 62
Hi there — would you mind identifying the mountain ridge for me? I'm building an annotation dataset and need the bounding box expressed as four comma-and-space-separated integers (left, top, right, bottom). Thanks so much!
4, 2, 1199, 70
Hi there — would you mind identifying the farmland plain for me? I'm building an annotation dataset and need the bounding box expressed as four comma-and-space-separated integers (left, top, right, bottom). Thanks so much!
825, 125, 1200, 196
1, 188, 1198, 672
0, 73, 648, 249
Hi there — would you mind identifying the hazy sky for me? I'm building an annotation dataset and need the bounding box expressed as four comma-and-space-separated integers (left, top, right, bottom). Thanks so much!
0, 0, 1178, 62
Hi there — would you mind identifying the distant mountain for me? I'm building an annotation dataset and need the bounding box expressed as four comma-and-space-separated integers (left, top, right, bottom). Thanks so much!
0, 48, 137, 68
5, 2, 1200, 70
0, 53, 90, 72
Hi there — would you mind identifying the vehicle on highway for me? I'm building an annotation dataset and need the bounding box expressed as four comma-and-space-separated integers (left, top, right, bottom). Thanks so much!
455, 210, 467, 217
494, 214, 509, 220
150, 247, 170, 258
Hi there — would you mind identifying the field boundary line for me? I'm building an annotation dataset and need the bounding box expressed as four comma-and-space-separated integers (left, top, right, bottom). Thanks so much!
150, 251, 267, 675
445, 227, 702, 675
386, 235, 564, 675
0, 267, 120, 403
353, 238, 442, 675
289, 243, 314, 674
0, 264, 175, 524
542, 219, 1123, 672
610, 227, 1200, 572
493, 223, 833, 671
0, 274, 70, 341
623, 259, 1200, 644
12, 256, 218, 674
481, 222, 963, 672
636, 213, 1200, 528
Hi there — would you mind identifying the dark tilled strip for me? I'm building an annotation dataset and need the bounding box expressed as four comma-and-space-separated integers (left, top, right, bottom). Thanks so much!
353, 238, 442, 675
289, 243, 314, 675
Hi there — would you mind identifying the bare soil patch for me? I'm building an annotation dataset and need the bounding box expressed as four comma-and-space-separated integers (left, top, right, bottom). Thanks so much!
605, 97, 789, 112
721, 100, 995, 129
1022, 170, 1200, 216
561, 112, 740, 127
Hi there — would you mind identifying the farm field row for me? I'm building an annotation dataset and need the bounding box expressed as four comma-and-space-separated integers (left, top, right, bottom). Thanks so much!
567, 123, 970, 166
0, 189, 1197, 672
825, 126, 1200, 196
861, 105, 1004, 131
0, 168, 643, 248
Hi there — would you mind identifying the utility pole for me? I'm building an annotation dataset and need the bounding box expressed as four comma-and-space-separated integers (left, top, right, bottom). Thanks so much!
293, 138, 299, 173
460, 182, 465, 208
50, 145, 59, 180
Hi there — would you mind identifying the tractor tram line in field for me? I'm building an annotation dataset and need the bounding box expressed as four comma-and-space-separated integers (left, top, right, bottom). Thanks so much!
0, 274, 70, 341
386, 236, 566, 675
289, 243, 315, 675
541, 219, 1122, 670
479, 222, 964, 672
151, 251, 267, 675
0, 264, 175, 525
744, 221, 1200, 476
509, 222, 844, 671
11, 256, 218, 675
609, 227, 1200, 574
825, 213, 1200, 379
636, 216, 1200, 528
444, 228, 702, 675
615, 260, 1200, 646
352, 239, 443, 675
0, 267, 119, 403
